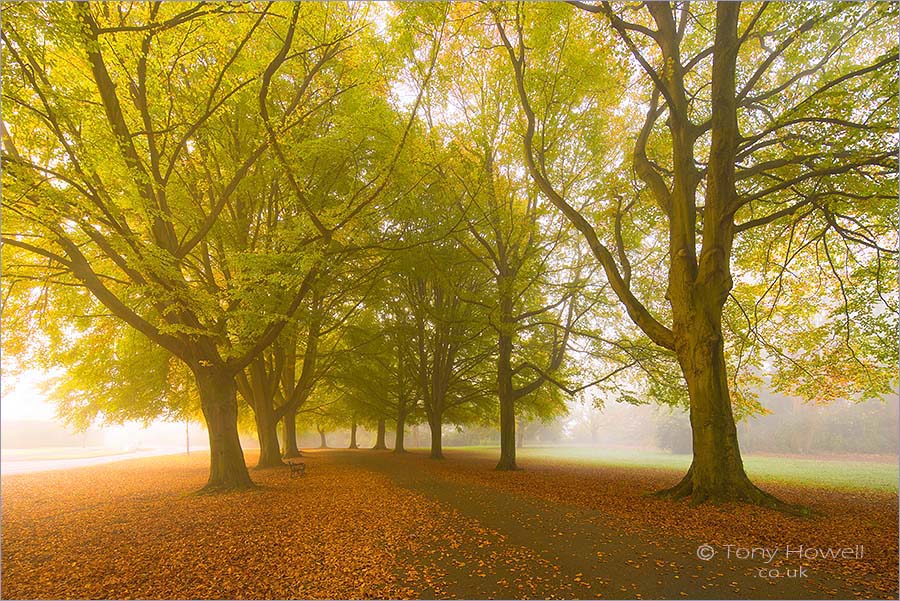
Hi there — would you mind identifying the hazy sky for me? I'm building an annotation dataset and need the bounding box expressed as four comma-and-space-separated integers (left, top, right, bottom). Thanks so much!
1, 369, 57, 421
1, 368, 205, 452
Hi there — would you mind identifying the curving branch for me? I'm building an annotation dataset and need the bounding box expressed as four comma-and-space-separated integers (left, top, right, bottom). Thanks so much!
493, 9, 675, 351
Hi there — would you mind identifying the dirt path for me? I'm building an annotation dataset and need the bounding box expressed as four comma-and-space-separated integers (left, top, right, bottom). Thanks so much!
337, 450, 856, 600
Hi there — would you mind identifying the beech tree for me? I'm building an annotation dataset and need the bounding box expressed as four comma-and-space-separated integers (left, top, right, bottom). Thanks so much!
493, 1, 897, 511
3, 3, 303, 489
236, 255, 384, 467
402, 237, 496, 459
2, 1, 895, 515
448, 126, 582, 470
425, 9, 648, 471
1, 2, 417, 488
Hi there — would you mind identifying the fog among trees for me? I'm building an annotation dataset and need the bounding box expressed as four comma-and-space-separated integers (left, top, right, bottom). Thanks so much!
2, 2, 896, 515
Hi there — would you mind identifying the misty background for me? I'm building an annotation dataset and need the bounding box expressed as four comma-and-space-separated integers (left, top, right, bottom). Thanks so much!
3, 367, 897, 462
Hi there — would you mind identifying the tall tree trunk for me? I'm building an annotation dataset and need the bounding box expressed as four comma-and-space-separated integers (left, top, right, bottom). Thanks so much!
659, 296, 805, 514
656, 4, 803, 516
349, 416, 359, 449
394, 335, 408, 454
372, 417, 388, 450
253, 397, 284, 468
317, 425, 328, 449
496, 299, 518, 470
516, 418, 525, 449
238, 357, 285, 469
658, 239, 770, 503
394, 411, 407, 453
497, 394, 517, 470
660, 304, 773, 505
428, 414, 443, 459
282, 406, 301, 458
195, 367, 253, 490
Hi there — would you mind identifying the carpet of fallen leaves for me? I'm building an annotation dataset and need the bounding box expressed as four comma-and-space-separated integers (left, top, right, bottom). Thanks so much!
2, 449, 896, 599
2, 451, 445, 599
408, 451, 899, 600
2, 451, 610, 600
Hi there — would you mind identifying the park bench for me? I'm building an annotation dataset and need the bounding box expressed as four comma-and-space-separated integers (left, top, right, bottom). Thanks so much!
288, 460, 306, 477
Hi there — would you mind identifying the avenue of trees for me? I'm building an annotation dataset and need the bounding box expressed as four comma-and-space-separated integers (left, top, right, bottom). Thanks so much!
2, 2, 897, 511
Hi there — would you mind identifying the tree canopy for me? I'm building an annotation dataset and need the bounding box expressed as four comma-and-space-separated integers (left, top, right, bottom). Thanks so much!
2, 1, 896, 507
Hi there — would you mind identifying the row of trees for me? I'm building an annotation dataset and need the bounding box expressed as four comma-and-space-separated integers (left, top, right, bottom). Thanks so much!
2, 2, 896, 512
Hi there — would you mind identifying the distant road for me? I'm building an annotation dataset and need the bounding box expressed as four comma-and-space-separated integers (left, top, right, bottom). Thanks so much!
0, 447, 199, 476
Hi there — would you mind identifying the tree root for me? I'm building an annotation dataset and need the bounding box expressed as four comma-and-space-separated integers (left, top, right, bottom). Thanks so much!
737, 481, 814, 517
652, 465, 694, 500
651, 466, 814, 517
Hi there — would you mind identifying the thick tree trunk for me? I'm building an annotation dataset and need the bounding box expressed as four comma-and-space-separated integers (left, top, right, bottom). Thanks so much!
349, 417, 359, 449
496, 395, 517, 470
238, 357, 284, 469
195, 367, 253, 491
372, 417, 388, 450
654, 6, 804, 517
428, 414, 443, 459
394, 335, 408, 454
496, 323, 518, 470
317, 426, 328, 449
666, 312, 748, 500
253, 398, 284, 468
657, 298, 807, 515
393, 411, 406, 453
282, 406, 301, 458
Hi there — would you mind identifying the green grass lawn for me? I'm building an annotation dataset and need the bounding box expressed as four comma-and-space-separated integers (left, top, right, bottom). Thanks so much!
438, 445, 899, 492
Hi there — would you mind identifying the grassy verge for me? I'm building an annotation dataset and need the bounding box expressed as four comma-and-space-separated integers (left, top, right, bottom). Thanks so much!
436, 445, 899, 492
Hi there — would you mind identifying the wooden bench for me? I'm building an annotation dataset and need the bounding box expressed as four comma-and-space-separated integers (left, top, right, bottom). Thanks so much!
288, 460, 306, 477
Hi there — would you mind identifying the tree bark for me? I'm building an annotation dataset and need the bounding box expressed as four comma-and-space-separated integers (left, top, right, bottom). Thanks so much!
428, 414, 443, 459
372, 417, 388, 450
496, 394, 517, 470
496, 295, 518, 470
349, 416, 359, 449
394, 334, 408, 454
253, 396, 284, 468
665, 302, 747, 500
651, 4, 805, 516
657, 301, 805, 513
393, 411, 407, 453
276, 305, 320, 455
317, 425, 328, 449
195, 367, 253, 490
282, 405, 301, 458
